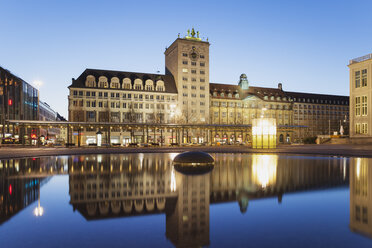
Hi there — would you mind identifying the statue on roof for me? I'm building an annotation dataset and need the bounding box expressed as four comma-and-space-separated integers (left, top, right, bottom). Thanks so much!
191, 28, 196, 37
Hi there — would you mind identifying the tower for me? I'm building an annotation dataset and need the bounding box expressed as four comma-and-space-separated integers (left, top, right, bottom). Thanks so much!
238, 73, 249, 90
165, 28, 210, 123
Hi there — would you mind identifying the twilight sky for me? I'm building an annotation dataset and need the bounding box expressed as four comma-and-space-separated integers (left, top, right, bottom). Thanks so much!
1, 0, 371, 117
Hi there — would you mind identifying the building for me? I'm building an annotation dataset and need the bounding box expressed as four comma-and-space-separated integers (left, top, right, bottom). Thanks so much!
164, 30, 210, 123
0, 67, 39, 140
286, 91, 349, 142
348, 54, 372, 143
67, 29, 349, 145
0, 66, 63, 144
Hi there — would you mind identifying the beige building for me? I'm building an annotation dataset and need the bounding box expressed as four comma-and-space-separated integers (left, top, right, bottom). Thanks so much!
67, 29, 349, 145
349, 54, 372, 143
165, 30, 210, 123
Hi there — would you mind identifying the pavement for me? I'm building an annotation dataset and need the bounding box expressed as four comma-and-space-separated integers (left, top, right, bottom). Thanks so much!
1, 144, 372, 159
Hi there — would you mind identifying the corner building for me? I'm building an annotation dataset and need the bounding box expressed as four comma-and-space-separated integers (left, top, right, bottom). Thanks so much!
349, 54, 372, 143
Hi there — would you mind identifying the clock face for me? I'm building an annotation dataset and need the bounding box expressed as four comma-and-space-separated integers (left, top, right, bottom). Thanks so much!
190, 52, 198, 60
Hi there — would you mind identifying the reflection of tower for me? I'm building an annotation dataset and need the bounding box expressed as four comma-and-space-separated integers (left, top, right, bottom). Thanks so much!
350, 158, 372, 238
166, 171, 210, 247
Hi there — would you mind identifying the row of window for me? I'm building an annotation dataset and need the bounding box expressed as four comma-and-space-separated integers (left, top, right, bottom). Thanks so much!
293, 98, 348, 105
182, 61, 205, 67
355, 123, 368, 134
182, 53, 205, 59
212, 92, 240, 98
182, 93, 206, 98
73, 100, 169, 110
182, 68, 205, 74
182, 77, 205, 82
73, 91, 176, 101
355, 69, 368, 88
355, 96, 368, 116
212, 101, 290, 110
295, 105, 348, 110
214, 112, 289, 119
183, 85, 206, 90
85, 76, 166, 91
294, 110, 348, 115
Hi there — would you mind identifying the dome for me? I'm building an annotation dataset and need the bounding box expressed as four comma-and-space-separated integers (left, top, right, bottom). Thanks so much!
240, 73, 247, 79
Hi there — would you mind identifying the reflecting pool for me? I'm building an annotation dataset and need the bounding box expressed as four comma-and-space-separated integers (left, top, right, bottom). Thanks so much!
0, 153, 371, 247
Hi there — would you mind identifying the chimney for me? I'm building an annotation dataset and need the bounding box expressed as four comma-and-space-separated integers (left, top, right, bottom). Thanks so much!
278, 83, 283, 91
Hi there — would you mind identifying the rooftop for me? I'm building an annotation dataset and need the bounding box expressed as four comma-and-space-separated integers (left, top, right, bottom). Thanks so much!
349, 53, 372, 64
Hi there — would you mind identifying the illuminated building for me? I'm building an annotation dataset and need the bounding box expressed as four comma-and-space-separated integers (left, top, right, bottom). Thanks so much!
348, 54, 372, 143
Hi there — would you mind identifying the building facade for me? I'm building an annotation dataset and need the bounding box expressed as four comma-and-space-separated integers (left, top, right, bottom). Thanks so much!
67, 29, 349, 145
349, 54, 372, 143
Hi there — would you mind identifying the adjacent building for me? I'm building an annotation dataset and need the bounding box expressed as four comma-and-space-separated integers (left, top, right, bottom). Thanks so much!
68, 29, 349, 145
349, 54, 372, 143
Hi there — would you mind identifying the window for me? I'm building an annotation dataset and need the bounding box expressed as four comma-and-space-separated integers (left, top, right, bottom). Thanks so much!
200, 70, 205, 75
191, 78, 196, 82
183, 93, 188, 97
182, 53, 188, 57
200, 94, 205, 98
182, 61, 188, 65
191, 94, 196, 97
182, 68, 188, 73
355, 71, 361, 88
191, 86, 196, 89
200, 62, 205, 67
183, 85, 187, 89
362, 69, 367, 87
200, 86, 205, 90
122, 103, 127, 108
111, 93, 115, 98
73, 91, 77, 96
362, 123, 368, 134
362, 96, 368, 116
200, 54, 205, 59
183, 77, 188, 81
200, 78, 205, 82
86, 101, 90, 107
99, 102, 103, 108
355, 96, 361, 116
191, 69, 196, 74
191, 61, 196, 66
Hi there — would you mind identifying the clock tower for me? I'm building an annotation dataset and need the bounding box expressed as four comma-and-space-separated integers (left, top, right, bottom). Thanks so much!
165, 28, 210, 124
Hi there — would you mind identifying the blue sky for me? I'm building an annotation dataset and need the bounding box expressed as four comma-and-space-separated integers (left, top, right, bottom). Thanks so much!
1, 0, 371, 117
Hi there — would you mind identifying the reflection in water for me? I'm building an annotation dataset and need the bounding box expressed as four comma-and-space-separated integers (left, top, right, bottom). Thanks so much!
0, 154, 351, 246
350, 158, 372, 238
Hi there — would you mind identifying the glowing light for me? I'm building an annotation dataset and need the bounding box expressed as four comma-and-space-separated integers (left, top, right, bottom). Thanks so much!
170, 167, 176, 192
252, 155, 278, 188
8, 184, 12, 195
34, 206, 44, 217
356, 158, 361, 179
252, 118, 276, 149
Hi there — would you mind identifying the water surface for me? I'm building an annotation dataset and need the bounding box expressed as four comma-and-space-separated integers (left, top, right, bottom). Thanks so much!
0, 153, 371, 247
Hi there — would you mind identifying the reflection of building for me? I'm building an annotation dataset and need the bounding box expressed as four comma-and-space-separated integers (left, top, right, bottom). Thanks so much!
350, 158, 372, 237
166, 171, 210, 247
348, 54, 372, 143
0, 154, 350, 247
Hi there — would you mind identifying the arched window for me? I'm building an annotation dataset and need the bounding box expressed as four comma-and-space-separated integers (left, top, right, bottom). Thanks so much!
213, 92, 217, 97
228, 93, 232, 98
145, 79, 154, 91
122, 78, 132, 89
221, 92, 225, 97
98, 76, 108, 88
156, 80, 165, 91
110, 77, 120, 89
270, 96, 275, 100
235, 94, 239, 98
277, 96, 281, 101
85, 75, 96, 87
134, 79, 143, 90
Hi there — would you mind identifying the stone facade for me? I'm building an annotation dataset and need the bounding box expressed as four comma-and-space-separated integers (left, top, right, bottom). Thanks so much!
349, 54, 372, 143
